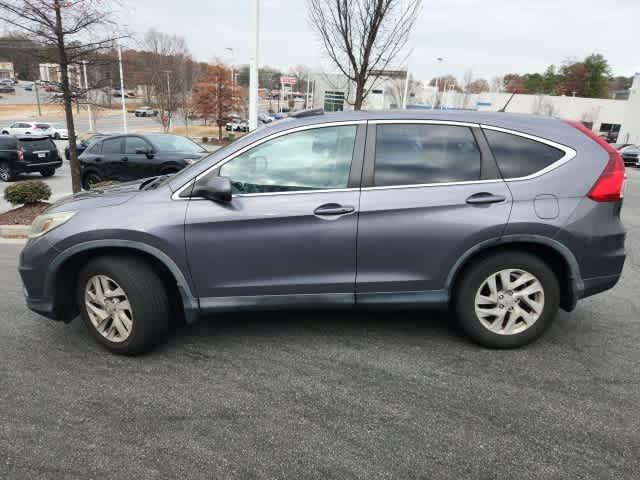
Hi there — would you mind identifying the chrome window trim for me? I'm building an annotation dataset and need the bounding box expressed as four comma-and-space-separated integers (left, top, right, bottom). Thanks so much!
480, 125, 577, 182
369, 119, 479, 128
361, 178, 503, 192
171, 120, 366, 200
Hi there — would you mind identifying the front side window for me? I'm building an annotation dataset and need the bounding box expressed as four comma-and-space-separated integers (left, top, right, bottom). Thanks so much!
374, 124, 481, 187
483, 129, 564, 178
101, 138, 123, 154
219, 125, 357, 194
125, 136, 150, 154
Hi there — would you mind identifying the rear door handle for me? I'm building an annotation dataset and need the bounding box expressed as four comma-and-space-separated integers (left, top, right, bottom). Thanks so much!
121, 157, 128, 162
314, 203, 355, 216
466, 192, 506, 204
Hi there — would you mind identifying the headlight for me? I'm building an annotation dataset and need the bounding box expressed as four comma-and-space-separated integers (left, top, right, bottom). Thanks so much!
28, 212, 76, 238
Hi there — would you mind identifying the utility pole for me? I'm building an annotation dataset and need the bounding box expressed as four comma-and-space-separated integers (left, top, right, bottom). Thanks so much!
249, 0, 260, 131
34, 82, 42, 117
117, 44, 127, 133
402, 70, 410, 109
82, 60, 92, 131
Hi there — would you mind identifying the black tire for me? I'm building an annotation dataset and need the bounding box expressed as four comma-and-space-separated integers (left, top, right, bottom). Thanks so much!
40, 167, 55, 177
54, 132, 60, 140
77, 255, 170, 355
82, 171, 102, 190
454, 252, 560, 349
0, 161, 16, 182
1, 130, 8, 135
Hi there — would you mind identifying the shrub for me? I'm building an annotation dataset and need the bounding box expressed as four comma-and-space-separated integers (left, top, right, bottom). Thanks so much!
4, 180, 51, 205
202, 136, 209, 143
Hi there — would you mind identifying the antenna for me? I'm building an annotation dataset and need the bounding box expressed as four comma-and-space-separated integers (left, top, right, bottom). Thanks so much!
499, 91, 517, 112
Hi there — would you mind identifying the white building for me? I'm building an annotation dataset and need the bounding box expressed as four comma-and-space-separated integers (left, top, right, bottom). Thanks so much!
310, 72, 640, 144
39, 63, 82, 88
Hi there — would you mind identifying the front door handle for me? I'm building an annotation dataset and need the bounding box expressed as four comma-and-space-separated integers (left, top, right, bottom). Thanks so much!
314, 203, 355, 216
466, 192, 506, 204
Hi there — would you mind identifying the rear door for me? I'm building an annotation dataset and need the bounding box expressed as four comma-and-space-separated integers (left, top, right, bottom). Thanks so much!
99, 137, 126, 180
355, 120, 513, 303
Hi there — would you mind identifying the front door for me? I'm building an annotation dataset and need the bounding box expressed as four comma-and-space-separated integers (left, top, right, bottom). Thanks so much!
123, 136, 154, 180
184, 123, 365, 308
356, 121, 513, 302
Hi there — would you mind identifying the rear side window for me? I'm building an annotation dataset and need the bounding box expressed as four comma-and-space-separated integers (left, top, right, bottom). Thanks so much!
101, 138, 123, 154
0, 136, 17, 149
484, 129, 565, 178
374, 124, 481, 186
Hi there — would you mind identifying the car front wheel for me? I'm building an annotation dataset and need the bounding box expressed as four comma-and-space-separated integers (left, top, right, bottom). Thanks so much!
454, 252, 559, 348
77, 256, 169, 355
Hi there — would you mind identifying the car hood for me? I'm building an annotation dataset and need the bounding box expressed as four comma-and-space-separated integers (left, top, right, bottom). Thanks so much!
45, 179, 146, 213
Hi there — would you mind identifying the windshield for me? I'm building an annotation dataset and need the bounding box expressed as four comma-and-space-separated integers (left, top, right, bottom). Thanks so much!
149, 135, 205, 153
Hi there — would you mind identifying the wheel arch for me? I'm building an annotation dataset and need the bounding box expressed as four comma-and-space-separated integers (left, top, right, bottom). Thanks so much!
46, 241, 199, 323
447, 235, 582, 312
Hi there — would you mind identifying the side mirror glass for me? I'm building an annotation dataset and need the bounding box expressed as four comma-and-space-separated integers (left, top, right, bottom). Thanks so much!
191, 176, 232, 203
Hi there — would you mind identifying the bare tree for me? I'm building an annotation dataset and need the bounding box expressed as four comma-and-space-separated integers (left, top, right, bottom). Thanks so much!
0, 0, 120, 193
308, 0, 421, 110
139, 30, 198, 132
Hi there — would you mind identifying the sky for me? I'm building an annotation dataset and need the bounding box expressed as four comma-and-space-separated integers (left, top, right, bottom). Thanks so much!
119, 0, 639, 82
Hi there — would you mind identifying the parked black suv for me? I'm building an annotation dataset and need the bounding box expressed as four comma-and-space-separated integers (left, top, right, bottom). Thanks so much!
79, 133, 207, 189
0, 135, 62, 182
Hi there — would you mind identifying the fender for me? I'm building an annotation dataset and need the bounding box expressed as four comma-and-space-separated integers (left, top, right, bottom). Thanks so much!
445, 234, 584, 295
45, 239, 200, 323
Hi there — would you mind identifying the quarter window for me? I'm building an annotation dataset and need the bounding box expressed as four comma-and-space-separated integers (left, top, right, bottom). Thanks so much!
374, 124, 481, 187
484, 129, 565, 178
219, 125, 357, 194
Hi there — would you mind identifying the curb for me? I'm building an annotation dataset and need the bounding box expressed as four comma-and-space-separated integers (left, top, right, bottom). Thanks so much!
0, 225, 29, 240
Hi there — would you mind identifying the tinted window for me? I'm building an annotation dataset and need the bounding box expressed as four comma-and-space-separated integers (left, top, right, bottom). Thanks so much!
125, 136, 150, 154
374, 124, 481, 186
19, 138, 54, 152
0, 136, 17, 149
101, 138, 122, 154
219, 125, 356, 194
87, 142, 102, 154
484, 129, 565, 178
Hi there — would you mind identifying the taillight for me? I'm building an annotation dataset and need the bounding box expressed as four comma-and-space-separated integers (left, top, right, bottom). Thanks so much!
565, 120, 625, 202
17, 148, 24, 162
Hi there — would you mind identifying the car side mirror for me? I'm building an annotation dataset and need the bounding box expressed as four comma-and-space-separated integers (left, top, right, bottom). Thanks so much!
191, 176, 232, 203
135, 147, 153, 157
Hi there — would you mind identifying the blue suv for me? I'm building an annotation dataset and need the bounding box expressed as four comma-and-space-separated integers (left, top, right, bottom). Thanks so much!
19, 111, 626, 354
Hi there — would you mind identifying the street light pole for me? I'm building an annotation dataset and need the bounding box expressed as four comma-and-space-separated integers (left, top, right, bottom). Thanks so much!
117, 44, 127, 133
249, 0, 260, 131
82, 60, 92, 131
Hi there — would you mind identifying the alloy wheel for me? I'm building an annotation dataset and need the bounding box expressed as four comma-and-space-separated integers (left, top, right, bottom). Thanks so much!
85, 275, 133, 343
474, 269, 545, 335
0, 163, 10, 181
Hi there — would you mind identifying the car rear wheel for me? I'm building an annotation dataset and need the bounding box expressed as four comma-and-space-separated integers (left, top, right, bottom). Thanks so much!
40, 167, 55, 177
454, 252, 559, 348
0, 161, 16, 182
54, 132, 60, 140
77, 256, 169, 355
82, 171, 102, 190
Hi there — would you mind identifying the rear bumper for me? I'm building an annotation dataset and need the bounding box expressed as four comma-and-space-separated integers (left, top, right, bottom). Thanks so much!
13, 159, 62, 173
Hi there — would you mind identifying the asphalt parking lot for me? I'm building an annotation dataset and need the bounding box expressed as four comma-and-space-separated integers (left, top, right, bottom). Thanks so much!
0, 171, 639, 479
